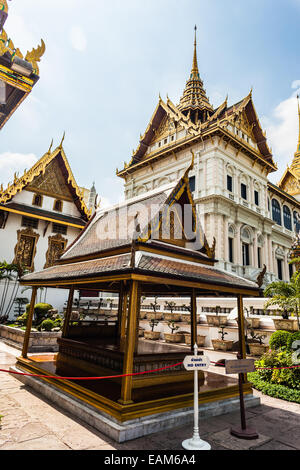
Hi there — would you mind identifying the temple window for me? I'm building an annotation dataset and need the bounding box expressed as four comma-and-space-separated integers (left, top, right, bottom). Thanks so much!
283, 206, 292, 231
21, 216, 38, 230
227, 175, 233, 193
277, 259, 283, 280
14, 228, 40, 271
52, 223, 68, 235
189, 176, 195, 193
32, 193, 43, 207
44, 234, 67, 268
294, 211, 300, 233
254, 190, 259, 206
241, 227, 252, 266
272, 199, 282, 226
53, 199, 63, 212
228, 225, 235, 263
241, 183, 247, 200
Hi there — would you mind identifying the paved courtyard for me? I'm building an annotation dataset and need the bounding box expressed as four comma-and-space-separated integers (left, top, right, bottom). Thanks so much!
0, 340, 299, 451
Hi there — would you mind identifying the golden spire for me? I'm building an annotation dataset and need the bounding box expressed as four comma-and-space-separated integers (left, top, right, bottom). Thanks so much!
178, 26, 213, 120
297, 94, 300, 155
191, 25, 199, 79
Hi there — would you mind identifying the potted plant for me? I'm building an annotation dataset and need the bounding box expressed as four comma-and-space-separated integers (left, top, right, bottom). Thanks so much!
164, 321, 183, 343
140, 296, 147, 319
184, 332, 206, 347
211, 325, 233, 351
264, 279, 300, 332
180, 302, 200, 324
206, 306, 228, 326
147, 296, 163, 320
164, 301, 181, 322
144, 319, 161, 340
248, 329, 268, 356
244, 306, 261, 329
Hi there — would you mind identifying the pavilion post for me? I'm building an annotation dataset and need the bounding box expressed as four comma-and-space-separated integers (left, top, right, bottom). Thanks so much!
62, 286, 75, 338
116, 282, 124, 337
21, 287, 37, 358
119, 280, 140, 405
190, 288, 197, 351
237, 294, 247, 360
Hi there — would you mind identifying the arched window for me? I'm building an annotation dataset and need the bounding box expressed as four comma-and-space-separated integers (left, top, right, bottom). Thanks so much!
272, 199, 281, 226
228, 225, 235, 263
53, 199, 63, 212
283, 206, 292, 230
294, 212, 300, 233
32, 194, 42, 207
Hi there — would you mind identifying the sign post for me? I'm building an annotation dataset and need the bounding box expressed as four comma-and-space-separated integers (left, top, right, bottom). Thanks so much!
225, 354, 259, 440
182, 344, 211, 451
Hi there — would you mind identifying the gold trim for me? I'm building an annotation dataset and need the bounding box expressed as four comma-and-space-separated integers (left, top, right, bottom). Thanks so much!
13, 227, 40, 272
0, 205, 85, 229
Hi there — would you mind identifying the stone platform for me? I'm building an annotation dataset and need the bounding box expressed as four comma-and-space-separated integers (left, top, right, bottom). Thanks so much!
10, 364, 260, 443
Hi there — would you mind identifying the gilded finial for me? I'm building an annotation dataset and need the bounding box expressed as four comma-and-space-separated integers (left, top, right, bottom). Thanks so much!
59, 131, 65, 149
25, 39, 46, 75
48, 138, 53, 154
297, 94, 300, 155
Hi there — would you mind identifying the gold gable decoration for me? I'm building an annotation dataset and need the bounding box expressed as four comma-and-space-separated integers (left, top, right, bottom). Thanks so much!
0, 143, 92, 219
26, 158, 75, 201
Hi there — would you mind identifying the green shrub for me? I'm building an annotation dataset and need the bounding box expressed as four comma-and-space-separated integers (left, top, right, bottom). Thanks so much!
255, 350, 300, 390
40, 319, 55, 332
15, 311, 29, 326
287, 331, 300, 351
269, 330, 291, 351
248, 372, 300, 404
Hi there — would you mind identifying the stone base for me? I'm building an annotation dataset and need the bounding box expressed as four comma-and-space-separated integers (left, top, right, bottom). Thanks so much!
10, 365, 260, 443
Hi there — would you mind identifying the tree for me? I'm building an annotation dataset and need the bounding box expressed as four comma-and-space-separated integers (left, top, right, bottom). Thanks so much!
264, 272, 300, 329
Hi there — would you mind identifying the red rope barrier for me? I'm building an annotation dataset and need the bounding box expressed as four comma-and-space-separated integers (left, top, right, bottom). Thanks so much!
0, 361, 299, 381
0, 362, 184, 381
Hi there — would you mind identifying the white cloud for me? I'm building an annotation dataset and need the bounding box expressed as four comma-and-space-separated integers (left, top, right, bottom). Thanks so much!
69, 26, 87, 52
0, 152, 38, 187
262, 82, 300, 183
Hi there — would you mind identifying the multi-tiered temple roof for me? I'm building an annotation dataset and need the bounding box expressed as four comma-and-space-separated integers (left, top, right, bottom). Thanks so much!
0, 0, 45, 129
117, 28, 277, 179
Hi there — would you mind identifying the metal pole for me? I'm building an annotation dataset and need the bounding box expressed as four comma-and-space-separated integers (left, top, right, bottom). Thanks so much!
182, 344, 211, 450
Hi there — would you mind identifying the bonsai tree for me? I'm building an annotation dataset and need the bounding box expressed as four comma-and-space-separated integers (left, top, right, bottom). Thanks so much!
248, 329, 266, 345
150, 296, 159, 313
218, 325, 228, 341
149, 318, 159, 332
13, 297, 29, 318
165, 300, 176, 314
216, 306, 221, 316
167, 320, 180, 334
264, 274, 300, 328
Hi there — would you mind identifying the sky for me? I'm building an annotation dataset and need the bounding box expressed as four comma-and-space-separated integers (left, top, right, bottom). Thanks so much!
0, 0, 299, 208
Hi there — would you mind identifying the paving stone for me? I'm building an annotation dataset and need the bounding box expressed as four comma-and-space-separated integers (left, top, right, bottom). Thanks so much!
0, 435, 70, 450
209, 428, 271, 450
276, 426, 300, 450
255, 440, 297, 451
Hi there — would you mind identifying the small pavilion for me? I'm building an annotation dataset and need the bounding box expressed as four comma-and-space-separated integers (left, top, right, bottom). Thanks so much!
17, 159, 261, 428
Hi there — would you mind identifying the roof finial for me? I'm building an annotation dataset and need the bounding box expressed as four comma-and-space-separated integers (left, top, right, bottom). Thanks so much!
59, 131, 65, 149
297, 94, 300, 155
192, 25, 199, 77
47, 138, 53, 154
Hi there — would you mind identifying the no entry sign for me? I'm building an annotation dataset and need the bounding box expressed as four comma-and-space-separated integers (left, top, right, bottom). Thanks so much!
183, 355, 210, 370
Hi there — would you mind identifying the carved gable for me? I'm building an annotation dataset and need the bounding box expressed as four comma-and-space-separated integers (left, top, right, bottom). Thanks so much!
26, 158, 74, 201
280, 172, 300, 196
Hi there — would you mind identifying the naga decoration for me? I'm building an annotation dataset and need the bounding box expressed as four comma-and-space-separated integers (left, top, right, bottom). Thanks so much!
25, 39, 46, 75
0, 0, 45, 76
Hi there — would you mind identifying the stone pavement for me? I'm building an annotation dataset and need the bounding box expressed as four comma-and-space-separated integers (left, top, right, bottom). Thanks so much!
0, 340, 299, 451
